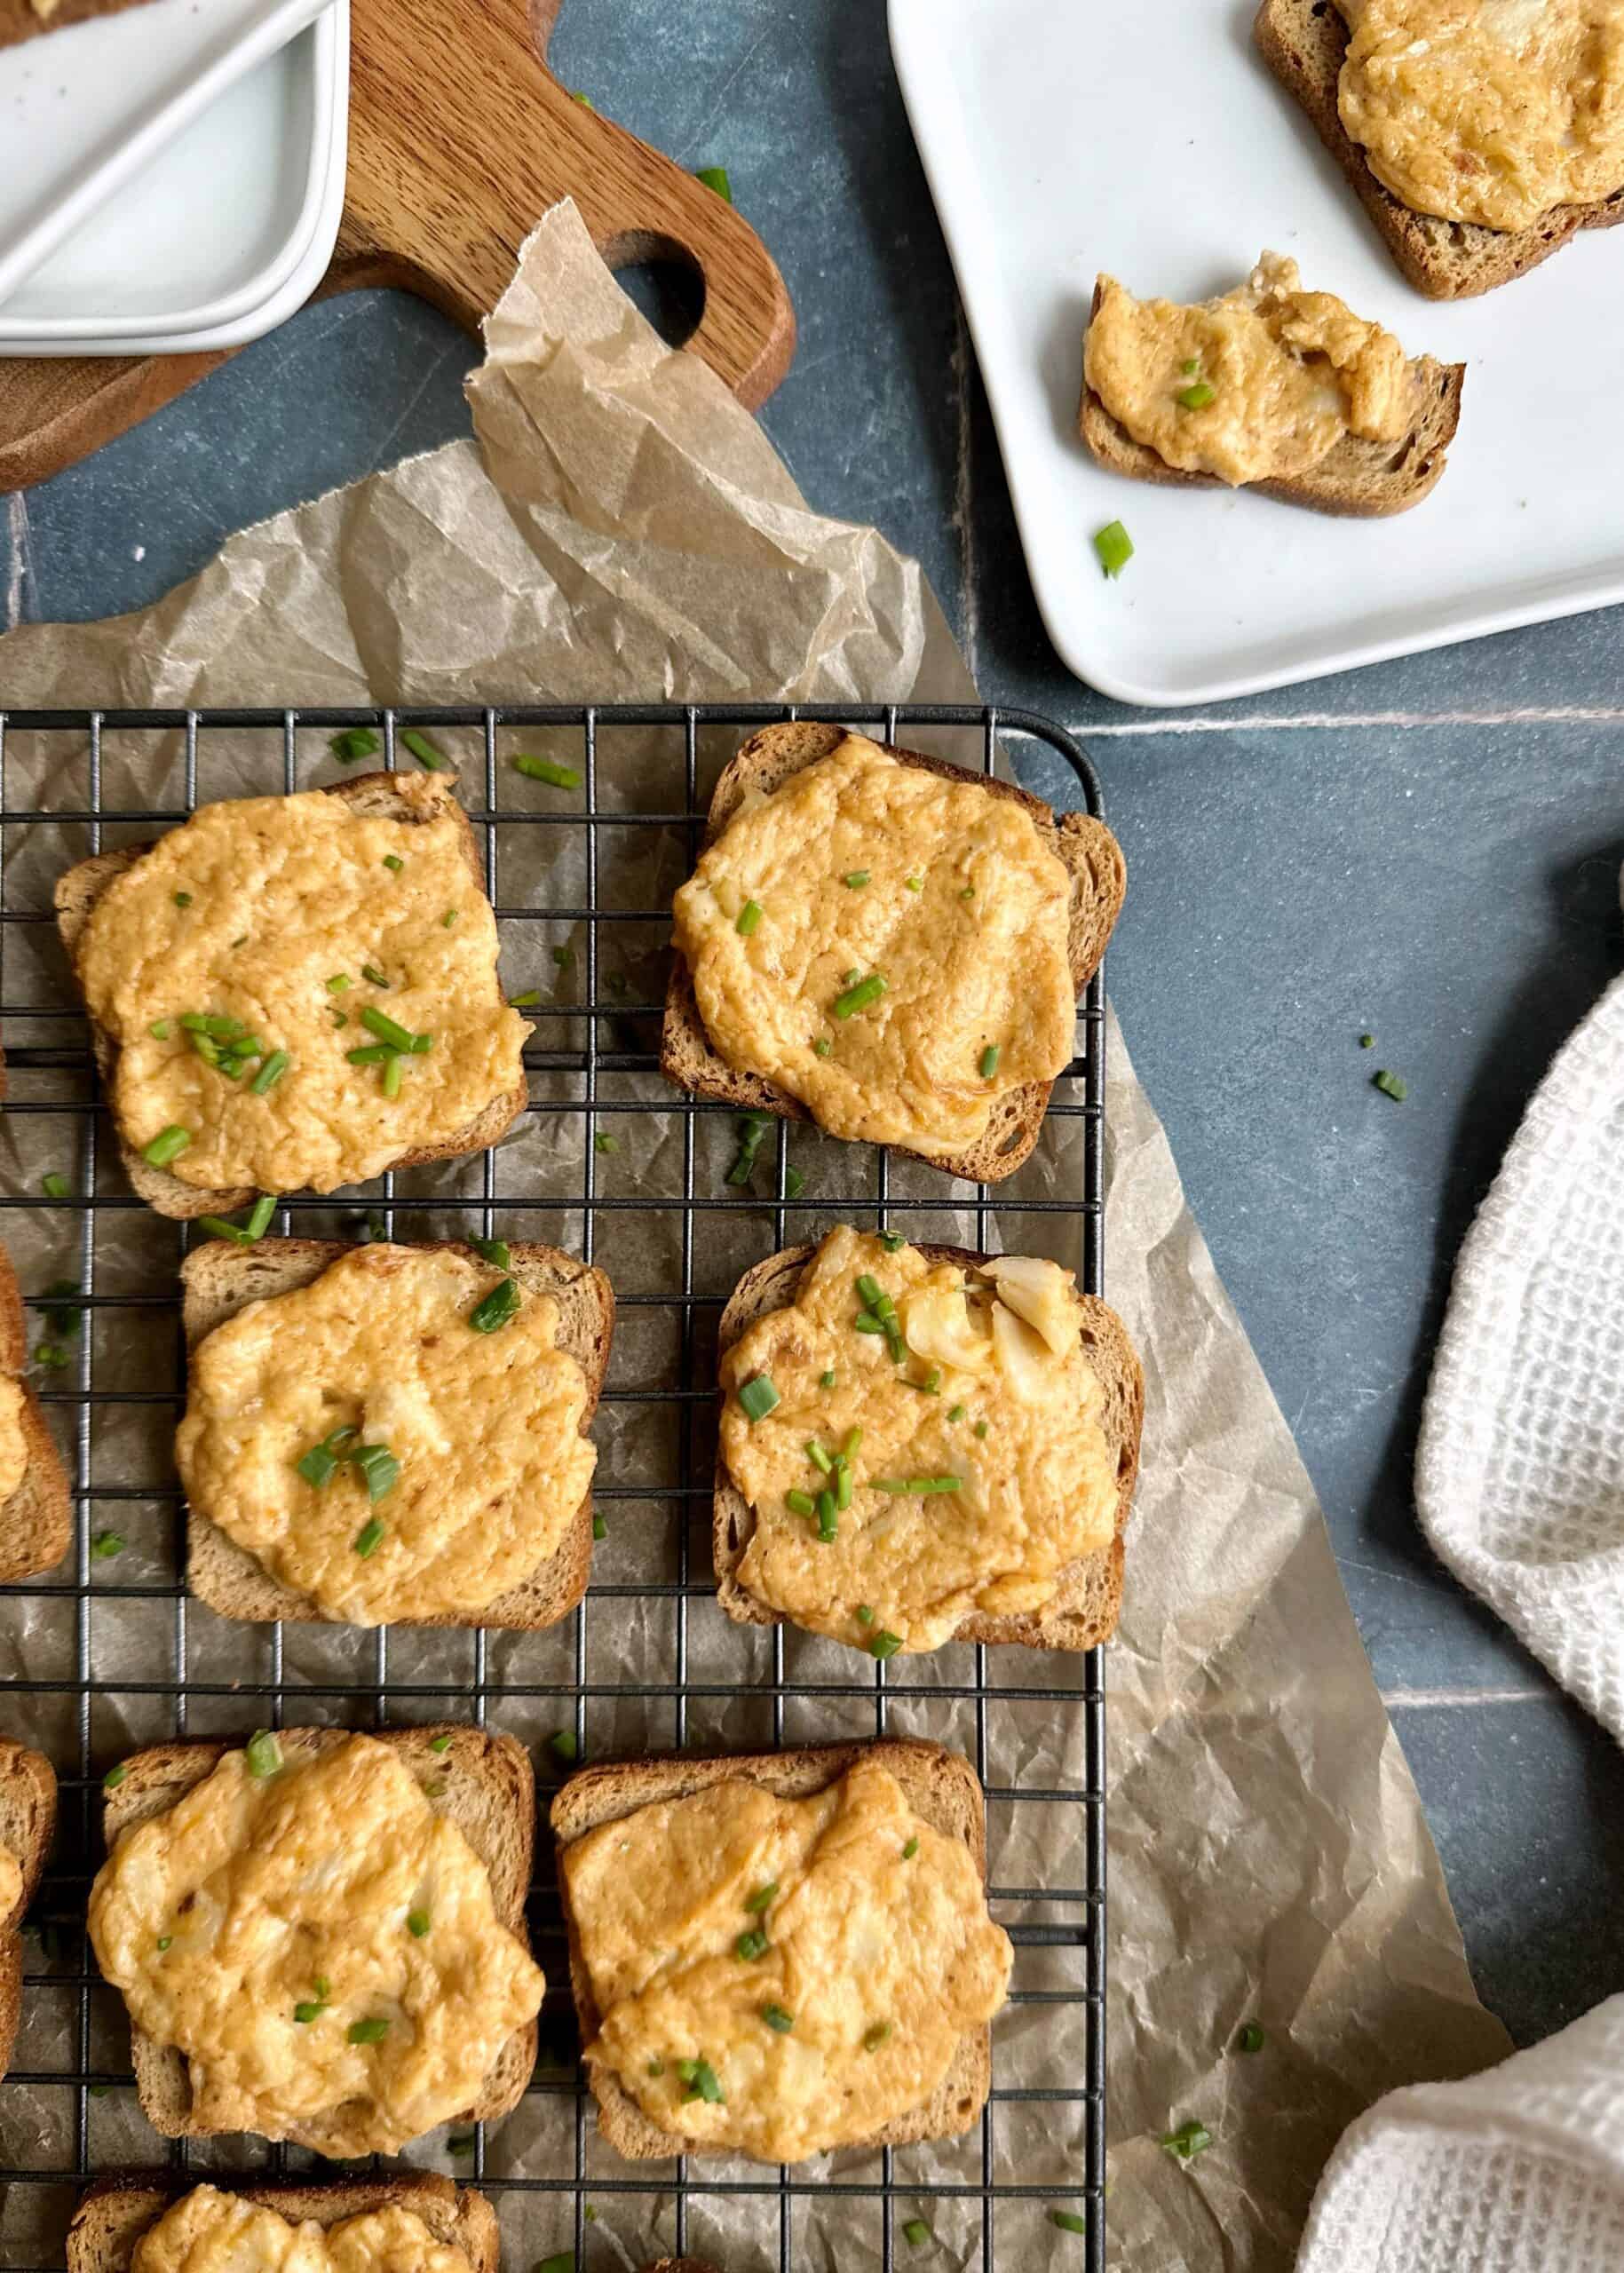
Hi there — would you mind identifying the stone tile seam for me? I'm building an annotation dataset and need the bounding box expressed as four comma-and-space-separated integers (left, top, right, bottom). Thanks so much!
1067, 707, 1624, 736
1383, 1684, 1553, 1709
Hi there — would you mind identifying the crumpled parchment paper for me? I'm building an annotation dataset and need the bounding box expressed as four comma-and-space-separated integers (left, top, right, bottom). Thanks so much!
0, 202, 1510, 2272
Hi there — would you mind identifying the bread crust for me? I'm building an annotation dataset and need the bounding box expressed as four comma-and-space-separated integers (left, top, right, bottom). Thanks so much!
1255, 0, 1624, 297
713, 1240, 1143, 1652
67, 2178, 499, 2273
660, 724, 1123, 1185
0, 1245, 71, 1582
551, 1738, 996, 2164
52, 772, 528, 1220
0, 1738, 57, 2082
98, 1724, 536, 2149
178, 1237, 612, 1631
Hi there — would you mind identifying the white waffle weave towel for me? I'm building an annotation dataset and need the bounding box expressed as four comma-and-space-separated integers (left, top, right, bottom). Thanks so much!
1414, 964, 1624, 1746
1296, 1995, 1624, 2273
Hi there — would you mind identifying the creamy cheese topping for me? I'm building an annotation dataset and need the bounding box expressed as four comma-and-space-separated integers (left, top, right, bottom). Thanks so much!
1085, 253, 1413, 487
564, 1757, 1012, 2163
74, 780, 530, 1196
0, 1844, 21, 1923
132, 2190, 474, 2273
88, 1734, 544, 2153
0, 1378, 28, 1503
671, 734, 1075, 1158
719, 1228, 1118, 1652
175, 1245, 596, 1626
1335, 0, 1624, 232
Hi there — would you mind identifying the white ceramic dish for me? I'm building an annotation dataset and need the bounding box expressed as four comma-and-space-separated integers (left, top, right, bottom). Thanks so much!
889, 0, 1624, 707
0, 0, 335, 316
0, 0, 346, 352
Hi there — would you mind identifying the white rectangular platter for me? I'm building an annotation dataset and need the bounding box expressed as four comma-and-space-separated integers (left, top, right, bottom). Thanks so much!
890, 0, 1624, 707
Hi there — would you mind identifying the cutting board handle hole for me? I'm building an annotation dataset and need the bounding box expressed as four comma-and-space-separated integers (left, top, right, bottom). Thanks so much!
601, 232, 705, 350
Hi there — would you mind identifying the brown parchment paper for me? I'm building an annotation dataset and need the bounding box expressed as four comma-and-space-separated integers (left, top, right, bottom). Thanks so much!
0, 202, 1509, 2272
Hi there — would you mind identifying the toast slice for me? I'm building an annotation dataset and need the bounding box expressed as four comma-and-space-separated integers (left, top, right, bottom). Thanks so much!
52, 772, 528, 1221
0, 1245, 71, 1582
660, 724, 1124, 1185
1079, 281, 1464, 518
178, 1237, 613, 1631
67, 2177, 498, 2273
1255, 0, 1624, 297
0, 0, 163, 52
714, 1242, 1143, 1652
552, 1738, 995, 2162
99, 1724, 536, 2147
0, 1738, 57, 2080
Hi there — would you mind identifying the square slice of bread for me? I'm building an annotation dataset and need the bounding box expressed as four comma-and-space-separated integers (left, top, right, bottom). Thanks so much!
0, 0, 163, 51
99, 1724, 536, 2148
67, 2176, 498, 2273
714, 1242, 1143, 1652
660, 723, 1125, 1185
0, 1244, 71, 1582
0, 1738, 57, 2080
1080, 283, 1464, 517
52, 772, 527, 1221
1256, 0, 1624, 297
552, 1737, 995, 2163
178, 1237, 613, 1631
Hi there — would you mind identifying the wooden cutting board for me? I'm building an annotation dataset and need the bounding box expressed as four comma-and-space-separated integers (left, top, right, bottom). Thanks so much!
0, 0, 796, 490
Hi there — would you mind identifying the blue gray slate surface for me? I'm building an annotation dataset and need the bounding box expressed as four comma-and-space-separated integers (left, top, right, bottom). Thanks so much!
4, 0, 1621, 2049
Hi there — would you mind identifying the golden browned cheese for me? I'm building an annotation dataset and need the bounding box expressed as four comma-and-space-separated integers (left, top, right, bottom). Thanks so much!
0, 1378, 28, 1502
175, 1246, 595, 1625
0, 1843, 21, 1921
719, 1228, 1116, 1651
671, 735, 1074, 1157
88, 1735, 544, 2153
74, 781, 530, 1196
132, 2190, 474, 2273
1335, 0, 1624, 232
1085, 254, 1412, 487
565, 1758, 1012, 2162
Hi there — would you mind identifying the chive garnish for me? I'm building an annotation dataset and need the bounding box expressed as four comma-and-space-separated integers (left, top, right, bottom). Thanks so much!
814, 1037, 833, 1058
594, 1132, 618, 1153
509, 990, 541, 1008
978, 1044, 1000, 1079
551, 1729, 579, 1765
677, 2055, 724, 2103
327, 974, 351, 994
329, 726, 381, 762
744, 1882, 777, 1913
1180, 358, 1200, 376
592, 1513, 606, 1540
360, 1005, 418, 1052
914, 1367, 943, 1396
245, 1730, 282, 1778
1176, 381, 1216, 411
805, 1438, 833, 1475
1094, 520, 1134, 579
817, 1491, 837, 1541
1374, 1069, 1408, 1102
383, 855, 404, 874
346, 1044, 394, 1066
1051, 2210, 1089, 2236
870, 1476, 961, 1495
726, 1109, 774, 1188
407, 1909, 431, 1937
347, 2016, 392, 2044
857, 1605, 875, 1626
903, 1836, 919, 1859
141, 1126, 191, 1168
1161, 2119, 1213, 2161
149, 1020, 171, 1040
835, 971, 886, 1018
443, 909, 459, 929
199, 1193, 276, 1247
820, 1368, 836, 1389
736, 900, 764, 937
350, 1445, 400, 1502
173, 892, 192, 909
469, 1278, 521, 1334
551, 944, 574, 969
513, 755, 582, 789
863, 2022, 892, 2051
695, 164, 733, 202
786, 1489, 816, 1518
157, 1936, 172, 1952
947, 1403, 965, 1423
1236, 2022, 1265, 2054
739, 1374, 780, 1422
760, 2003, 795, 2033
880, 1230, 904, 1253
974, 1420, 988, 1438
361, 964, 389, 988
906, 875, 923, 892
90, 1530, 123, 1561
353, 1517, 386, 1558
293, 1999, 327, 2024
41, 1172, 69, 1199
297, 1437, 341, 1489
843, 870, 870, 889
429, 1734, 453, 1754
835, 1462, 853, 1513
870, 1631, 904, 1660
903, 2221, 932, 2249
734, 1928, 770, 1962
250, 1051, 290, 1096
401, 729, 449, 772
786, 1166, 805, 1200
854, 1312, 885, 1334
102, 1764, 127, 1791
448, 2133, 475, 2156
471, 1237, 511, 1270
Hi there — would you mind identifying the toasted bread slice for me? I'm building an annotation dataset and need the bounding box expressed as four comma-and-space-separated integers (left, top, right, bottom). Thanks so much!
0, 1245, 71, 1582
660, 724, 1124, 1185
553, 1738, 995, 2163
0, 1738, 56, 2080
1255, 0, 1624, 297
52, 772, 528, 1221
0, 0, 163, 51
714, 1242, 1143, 1652
67, 2177, 498, 2273
178, 1237, 613, 1631
1079, 282, 1463, 517
644, 2263, 720, 2273
99, 1724, 536, 2148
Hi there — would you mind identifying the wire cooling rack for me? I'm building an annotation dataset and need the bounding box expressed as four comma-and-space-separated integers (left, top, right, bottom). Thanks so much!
0, 702, 1106, 2273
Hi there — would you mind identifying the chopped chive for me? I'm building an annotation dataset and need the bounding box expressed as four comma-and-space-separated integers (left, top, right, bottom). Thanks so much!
157, 1936, 172, 1952
1176, 380, 1216, 410
974, 1420, 989, 1439
297, 1441, 339, 1489
250, 1050, 289, 1096
1094, 520, 1135, 579
407, 1909, 432, 1937
512, 755, 582, 789
679, 2056, 724, 2104
469, 1278, 521, 1334
326, 974, 352, 994
471, 1238, 511, 1270
594, 1131, 619, 1154
1180, 357, 1200, 376
1236, 2022, 1266, 2054
695, 164, 733, 202
551, 945, 574, 969
102, 1763, 127, 1792
978, 1044, 1000, 1079
903, 1836, 919, 1859
805, 1438, 834, 1476
961, 884, 975, 900
245, 1730, 282, 1778
550, 1729, 579, 1765
741, 1885, 779, 1922
293, 1999, 327, 2024
835, 971, 886, 1018
149, 1020, 171, 1041
360, 1004, 419, 1052
760, 2003, 795, 2033
813, 1037, 833, 1058
1161, 2119, 1213, 2161
329, 726, 381, 762
40, 1172, 69, 1200
383, 855, 404, 875
1359, 1031, 1374, 1049
90, 1530, 123, 1561
785, 1166, 805, 1200
429, 1734, 453, 1754
844, 870, 870, 889
350, 1445, 399, 1503
816, 1489, 837, 1540
448, 2133, 476, 2156
855, 1313, 885, 1334
906, 875, 923, 892
353, 1517, 386, 1558
820, 1368, 836, 1389
870, 1631, 904, 1660
361, 964, 389, 988
509, 990, 541, 1008
835, 1461, 853, 1513
1374, 1069, 1407, 1102
401, 729, 449, 772
880, 1230, 905, 1253
734, 1928, 769, 1962
141, 1126, 191, 1168
443, 909, 459, 929
646, 2060, 664, 2078
738, 1373, 780, 1422
173, 891, 192, 909
245, 1194, 276, 1239
947, 1403, 966, 1423
855, 1608, 876, 1630
592, 1513, 606, 1541
863, 2022, 892, 2051
1051, 2210, 1089, 2236
736, 899, 764, 938
347, 2016, 392, 2045
914, 1367, 943, 1396
786, 1489, 817, 1518
33, 1342, 69, 1370
903, 2221, 932, 2249
346, 1044, 396, 1065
